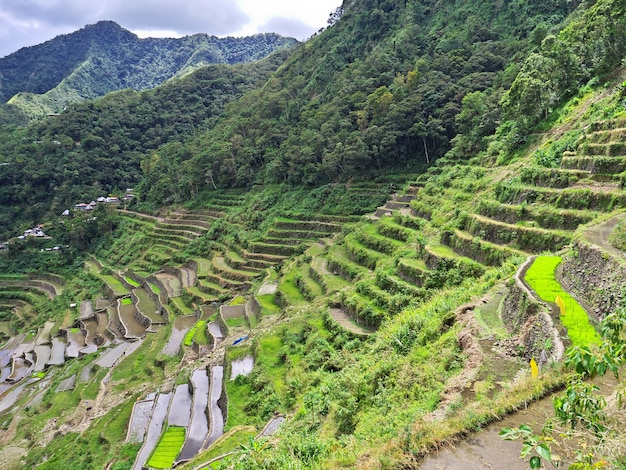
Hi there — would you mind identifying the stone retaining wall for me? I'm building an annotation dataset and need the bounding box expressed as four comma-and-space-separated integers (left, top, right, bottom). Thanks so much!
560, 241, 626, 320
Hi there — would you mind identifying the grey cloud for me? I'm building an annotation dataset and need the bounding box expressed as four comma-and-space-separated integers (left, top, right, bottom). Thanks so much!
260, 17, 317, 41
107, 0, 249, 36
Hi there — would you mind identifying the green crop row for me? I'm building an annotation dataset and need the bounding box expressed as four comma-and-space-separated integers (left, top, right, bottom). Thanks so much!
524, 256, 601, 347
147, 426, 186, 469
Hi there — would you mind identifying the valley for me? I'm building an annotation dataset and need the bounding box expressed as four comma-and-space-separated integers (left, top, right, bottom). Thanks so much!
0, 0, 625, 468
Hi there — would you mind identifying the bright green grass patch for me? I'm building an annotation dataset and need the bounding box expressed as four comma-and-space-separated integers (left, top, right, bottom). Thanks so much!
171, 297, 194, 315
225, 380, 255, 428
229, 295, 246, 306
121, 297, 133, 305
125, 277, 141, 287
256, 334, 285, 394
183, 320, 208, 346
279, 266, 307, 305
101, 274, 130, 297
256, 293, 280, 315
147, 426, 186, 469
225, 316, 248, 329
525, 255, 601, 347
149, 283, 161, 294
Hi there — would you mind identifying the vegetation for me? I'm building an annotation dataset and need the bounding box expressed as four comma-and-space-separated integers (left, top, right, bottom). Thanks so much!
0, 21, 296, 116
525, 256, 601, 347
147, 426, 186, 469
1, 0, 626, 469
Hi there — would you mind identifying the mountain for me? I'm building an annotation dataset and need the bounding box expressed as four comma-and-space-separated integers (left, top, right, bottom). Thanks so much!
0, 0, 625, 469
0, 21, 297, 120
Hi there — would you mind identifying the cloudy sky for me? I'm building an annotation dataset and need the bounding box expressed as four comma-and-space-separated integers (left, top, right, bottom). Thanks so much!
0, 0, 342, 58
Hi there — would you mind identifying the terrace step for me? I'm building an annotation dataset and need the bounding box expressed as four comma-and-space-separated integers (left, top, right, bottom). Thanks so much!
396, 257, 430, 287
519, 167, 591, 188
247, 242, 305, 257
159, 220, 209, 233
560, 155, 626, 174
441, 229, 527, 266
344, 236, 383, 270
273, 219, 342, 233
477, 200, 596, 231
577, 141, 626, 156
464, 213, 572, 253
197, 278, 229, 296
495, 183, 626, 211
243, 251, 287, 263
150, 229, 199, 242
212, 257, 260, 283
258, 237, 306, 246
266, 228, 331, 240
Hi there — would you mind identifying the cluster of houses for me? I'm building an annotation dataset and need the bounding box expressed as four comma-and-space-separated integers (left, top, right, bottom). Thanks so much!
0, 224, 50, 252
65, 189, 135, 214
0, 190, 136, 253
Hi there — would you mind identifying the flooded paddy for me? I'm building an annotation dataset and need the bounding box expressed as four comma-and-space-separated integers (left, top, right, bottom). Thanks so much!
127, 396, 156, 444
179, 267, 196, 288
230, 356, 254, 379
65, 328, 85, 358
178, 369, 209, 461
48, 336, 66, 366
133, 287, 163, 324
155, 272, 181, 298
8, 357, 31, 382
132, 392, 172, 470
0, 382, 27, 413
168, 383, 193, 427
36, 322, 54, 345
208, 321, 225, 350
56, 374, 76, 392
260, 416, 285, 437
161, 315, 195, 356
32, 345, 51, 371
95, 312, 111, 345
118, 299, 146, 339
107, 305, 125, 339
81, 317, 98, 345
204, 366, 225, 449
95, 342, 132, 368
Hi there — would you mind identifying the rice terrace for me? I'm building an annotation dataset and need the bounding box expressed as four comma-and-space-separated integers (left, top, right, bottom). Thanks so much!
0, 0, 625, 469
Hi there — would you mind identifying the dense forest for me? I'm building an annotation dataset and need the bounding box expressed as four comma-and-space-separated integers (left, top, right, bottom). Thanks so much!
0, 21, 296, 120
0, 51, 293, 239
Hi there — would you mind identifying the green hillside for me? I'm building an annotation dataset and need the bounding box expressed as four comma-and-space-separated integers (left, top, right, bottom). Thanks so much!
0, 0, 625, 469
0, 21, 297, 120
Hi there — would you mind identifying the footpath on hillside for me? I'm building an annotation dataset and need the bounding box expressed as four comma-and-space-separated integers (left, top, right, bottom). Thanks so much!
582, 213, 626, 259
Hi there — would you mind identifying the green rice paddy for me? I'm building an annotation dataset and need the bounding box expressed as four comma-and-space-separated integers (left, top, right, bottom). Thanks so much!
147, 426, 186, 469
525, 256, 601, 347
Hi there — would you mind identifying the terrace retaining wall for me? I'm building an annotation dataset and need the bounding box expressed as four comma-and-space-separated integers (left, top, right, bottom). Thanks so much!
501, 257, 564, 362
560, 241, 626, 320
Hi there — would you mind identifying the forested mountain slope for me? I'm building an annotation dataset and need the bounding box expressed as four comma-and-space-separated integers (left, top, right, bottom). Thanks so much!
0, 50, 292, 240
0, 21, 296, 121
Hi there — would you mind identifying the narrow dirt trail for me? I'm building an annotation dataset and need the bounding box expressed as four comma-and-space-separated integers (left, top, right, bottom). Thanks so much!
329, 308, 373, 336
582, 213, 626, 260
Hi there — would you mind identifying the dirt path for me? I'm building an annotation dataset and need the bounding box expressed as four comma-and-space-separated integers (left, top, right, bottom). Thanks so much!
582, 213, 626, 260
329, 308, 373, 336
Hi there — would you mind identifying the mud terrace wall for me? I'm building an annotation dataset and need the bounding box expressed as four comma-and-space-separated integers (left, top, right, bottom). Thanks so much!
561, 241, 626, 319
502, 257, 563, 361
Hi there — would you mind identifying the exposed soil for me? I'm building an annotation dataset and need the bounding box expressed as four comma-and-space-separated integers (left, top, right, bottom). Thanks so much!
582, 212, 626, 260
329, 308, 373, 336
